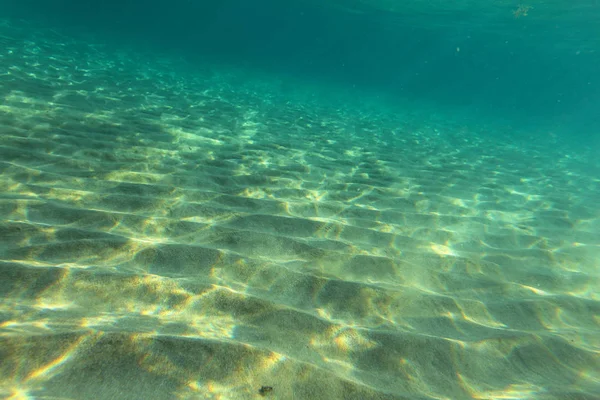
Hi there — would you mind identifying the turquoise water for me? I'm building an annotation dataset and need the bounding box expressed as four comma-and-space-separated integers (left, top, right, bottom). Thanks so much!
1, 1, 599, 399
5, 0, 600, 140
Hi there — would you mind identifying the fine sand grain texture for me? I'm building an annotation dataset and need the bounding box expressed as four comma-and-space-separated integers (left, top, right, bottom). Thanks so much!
1, 20, 600, 400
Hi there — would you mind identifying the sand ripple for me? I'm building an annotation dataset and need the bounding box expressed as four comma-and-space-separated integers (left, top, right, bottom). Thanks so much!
1, 20, 599, 400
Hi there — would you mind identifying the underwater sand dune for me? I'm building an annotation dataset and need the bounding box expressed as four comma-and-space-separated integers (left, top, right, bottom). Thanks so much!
1, 20, 600, 400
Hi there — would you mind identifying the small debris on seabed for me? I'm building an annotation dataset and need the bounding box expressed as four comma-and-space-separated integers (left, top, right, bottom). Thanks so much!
258, 386, 274, 396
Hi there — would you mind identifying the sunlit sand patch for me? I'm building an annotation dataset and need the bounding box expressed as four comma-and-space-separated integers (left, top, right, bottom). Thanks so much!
80, 314, 120, 330
180, 314, 237, 340
518, 283, 552, 296
33, 299, 74, 311
331, 326, 378, 353
103, 170, 166, 185
456, 301, 508, 329
27, 334, 92, 381
460, 378, 543, 400
430, 243, 457, 257
240, 187, 268, 199
308, 327, 378, 377
167, 126, 224, 145
0, 318, 52, 334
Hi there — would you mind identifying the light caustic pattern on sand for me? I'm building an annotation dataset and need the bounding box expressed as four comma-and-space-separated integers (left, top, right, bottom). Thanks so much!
1, 21, 600, 400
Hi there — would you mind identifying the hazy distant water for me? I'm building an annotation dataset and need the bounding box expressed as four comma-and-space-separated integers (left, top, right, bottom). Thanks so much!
1, 1, 600, 399
4, 0, 600, 141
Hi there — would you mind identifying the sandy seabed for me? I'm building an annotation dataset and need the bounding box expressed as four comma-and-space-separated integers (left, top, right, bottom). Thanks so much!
1, 20, 599, 400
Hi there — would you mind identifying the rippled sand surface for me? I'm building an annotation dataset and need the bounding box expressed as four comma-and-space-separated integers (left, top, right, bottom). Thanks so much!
1, 21, 599, 400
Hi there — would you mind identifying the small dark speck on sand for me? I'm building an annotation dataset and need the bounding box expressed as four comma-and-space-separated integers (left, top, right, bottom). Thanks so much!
259, 386, 273, 396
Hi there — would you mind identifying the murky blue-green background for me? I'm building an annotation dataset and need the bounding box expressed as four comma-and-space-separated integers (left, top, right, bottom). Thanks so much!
5, 0, 600, 143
